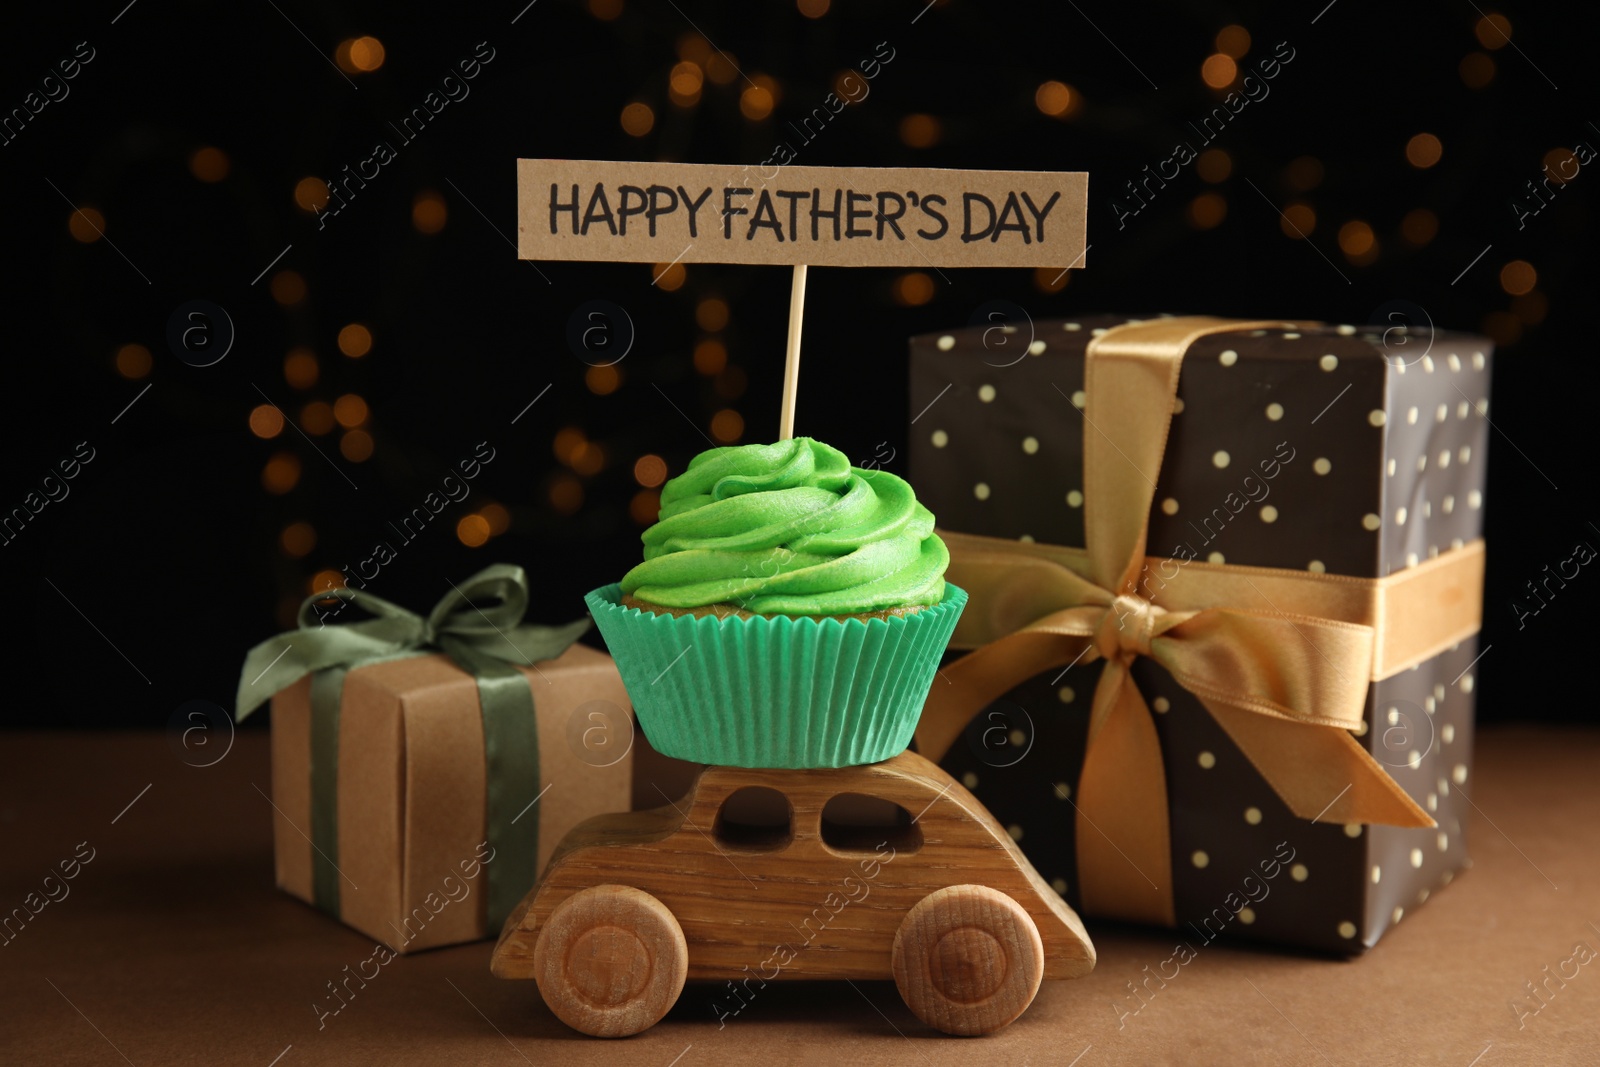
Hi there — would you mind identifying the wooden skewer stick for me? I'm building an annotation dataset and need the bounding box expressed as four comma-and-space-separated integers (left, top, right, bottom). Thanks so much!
778, 264, 808, 441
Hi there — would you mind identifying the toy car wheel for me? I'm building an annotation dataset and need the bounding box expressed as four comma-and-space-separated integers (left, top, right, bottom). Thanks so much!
890, 884, 1044, 1036
533, 884, 688, 1038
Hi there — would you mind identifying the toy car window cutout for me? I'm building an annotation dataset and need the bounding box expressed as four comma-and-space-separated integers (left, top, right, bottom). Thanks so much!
713, 786, 793, 851
820, 793, 924, 854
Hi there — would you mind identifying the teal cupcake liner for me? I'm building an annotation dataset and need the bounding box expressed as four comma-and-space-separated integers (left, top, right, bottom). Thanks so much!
585, 584, 967, 768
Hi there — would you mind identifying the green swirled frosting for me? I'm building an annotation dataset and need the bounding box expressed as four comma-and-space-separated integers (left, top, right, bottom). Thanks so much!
620, 438, 948, 615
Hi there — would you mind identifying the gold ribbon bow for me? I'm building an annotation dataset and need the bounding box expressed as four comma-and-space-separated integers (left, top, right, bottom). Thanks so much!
914, 317, 1481, 926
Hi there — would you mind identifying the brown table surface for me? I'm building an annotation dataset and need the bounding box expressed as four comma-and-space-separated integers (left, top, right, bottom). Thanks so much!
2, 726, 1596, 1066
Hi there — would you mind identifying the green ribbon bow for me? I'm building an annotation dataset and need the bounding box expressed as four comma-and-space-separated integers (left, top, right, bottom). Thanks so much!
236, 564, 590, 934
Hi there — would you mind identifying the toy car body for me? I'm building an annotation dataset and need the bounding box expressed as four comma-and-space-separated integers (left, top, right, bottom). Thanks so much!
491, 750, 1095, 1036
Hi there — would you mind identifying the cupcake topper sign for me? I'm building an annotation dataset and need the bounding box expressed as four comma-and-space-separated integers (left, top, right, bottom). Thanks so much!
518, 159, 1088, 437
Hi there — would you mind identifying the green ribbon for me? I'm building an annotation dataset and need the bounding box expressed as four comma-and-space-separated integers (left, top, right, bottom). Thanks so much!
236, 564, 590, 932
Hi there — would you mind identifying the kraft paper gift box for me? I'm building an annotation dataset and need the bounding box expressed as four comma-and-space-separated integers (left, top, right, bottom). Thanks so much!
237, 566, 634, 953
907, 315, 1490, 952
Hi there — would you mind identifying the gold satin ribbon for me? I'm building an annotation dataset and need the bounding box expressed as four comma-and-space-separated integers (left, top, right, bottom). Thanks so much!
914, 316, 1476, 927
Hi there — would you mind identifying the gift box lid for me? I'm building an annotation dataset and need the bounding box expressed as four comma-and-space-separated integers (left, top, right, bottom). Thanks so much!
909, 314, 1491, 580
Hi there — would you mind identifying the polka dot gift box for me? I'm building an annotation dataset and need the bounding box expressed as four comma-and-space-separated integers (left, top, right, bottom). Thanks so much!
907, 315, 1489, 953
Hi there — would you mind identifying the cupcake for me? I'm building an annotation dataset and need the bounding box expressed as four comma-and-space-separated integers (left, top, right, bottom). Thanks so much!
586, 437, 965, 768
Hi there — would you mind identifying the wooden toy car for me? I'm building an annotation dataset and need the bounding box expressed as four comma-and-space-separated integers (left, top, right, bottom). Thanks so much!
490, 750, 1095, 1037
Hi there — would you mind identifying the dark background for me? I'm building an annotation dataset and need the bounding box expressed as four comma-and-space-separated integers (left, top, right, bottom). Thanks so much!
0, 0, 1590, 730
